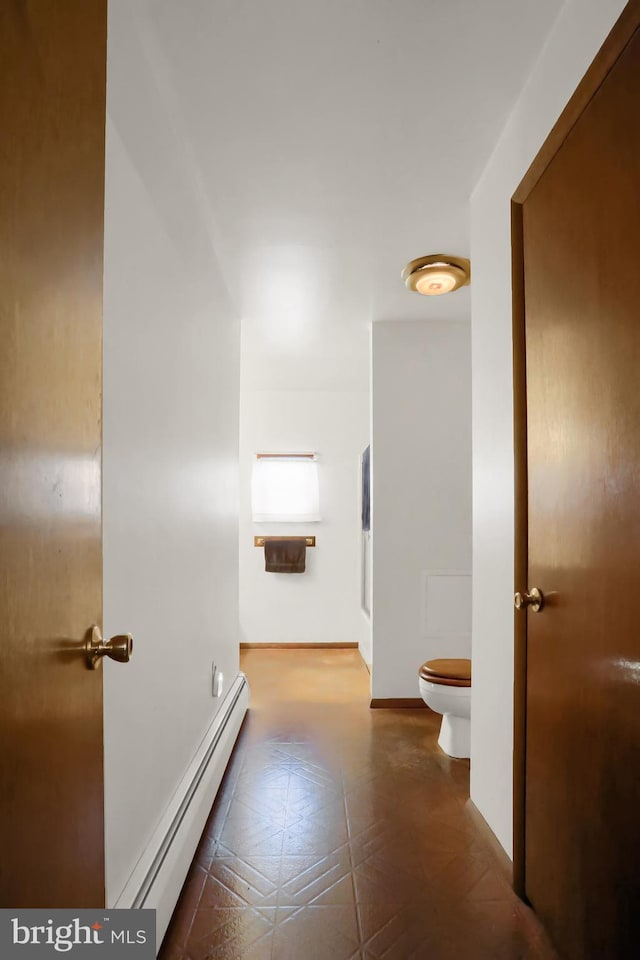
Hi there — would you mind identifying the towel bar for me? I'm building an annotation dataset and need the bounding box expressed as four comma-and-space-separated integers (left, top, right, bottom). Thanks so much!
254, 536, 316, 547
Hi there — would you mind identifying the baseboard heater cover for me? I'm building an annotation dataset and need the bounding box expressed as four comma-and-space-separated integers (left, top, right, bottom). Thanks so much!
112, 673, 250, 952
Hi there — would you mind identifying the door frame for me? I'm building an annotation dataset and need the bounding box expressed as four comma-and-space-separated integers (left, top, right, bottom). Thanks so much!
510, 0, 640, 900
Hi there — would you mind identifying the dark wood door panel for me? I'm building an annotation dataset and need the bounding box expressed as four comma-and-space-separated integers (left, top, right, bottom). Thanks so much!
0, 1, 107, 907
522, 24, 640, 960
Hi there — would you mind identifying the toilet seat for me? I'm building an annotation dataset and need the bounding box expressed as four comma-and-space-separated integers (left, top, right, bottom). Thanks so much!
419, 658, 471, 688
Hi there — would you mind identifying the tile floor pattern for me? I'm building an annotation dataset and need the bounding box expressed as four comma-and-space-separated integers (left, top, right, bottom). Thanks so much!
159, 649, 558, 960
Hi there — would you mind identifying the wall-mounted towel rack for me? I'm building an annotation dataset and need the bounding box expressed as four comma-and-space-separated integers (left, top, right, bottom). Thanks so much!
254, 536, 316, 547
256, 453, 316, 459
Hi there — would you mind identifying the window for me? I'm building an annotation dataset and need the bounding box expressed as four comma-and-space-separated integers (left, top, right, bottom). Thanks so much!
251, 454, 320, 522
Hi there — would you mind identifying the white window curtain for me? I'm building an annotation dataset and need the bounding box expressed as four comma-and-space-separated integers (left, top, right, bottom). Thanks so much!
251, 456, 320, 522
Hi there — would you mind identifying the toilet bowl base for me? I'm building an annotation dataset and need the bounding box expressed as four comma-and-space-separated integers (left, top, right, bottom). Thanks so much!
438, 713, 470, 759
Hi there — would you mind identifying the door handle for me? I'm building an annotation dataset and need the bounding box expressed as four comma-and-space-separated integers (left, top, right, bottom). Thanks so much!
514, 587, 544, 613
85, 625, 133, 670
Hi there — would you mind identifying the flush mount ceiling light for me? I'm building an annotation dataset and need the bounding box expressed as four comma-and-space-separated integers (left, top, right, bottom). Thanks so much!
401, 254, 471, 296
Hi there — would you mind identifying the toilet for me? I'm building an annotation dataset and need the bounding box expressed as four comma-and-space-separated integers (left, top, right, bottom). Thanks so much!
418, 658, 471, 759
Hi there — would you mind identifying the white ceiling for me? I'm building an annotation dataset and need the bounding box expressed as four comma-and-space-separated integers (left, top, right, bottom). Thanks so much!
132, 0, 563, 391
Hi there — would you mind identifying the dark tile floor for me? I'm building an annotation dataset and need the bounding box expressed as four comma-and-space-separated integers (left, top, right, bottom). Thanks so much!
159, 649, 558, 960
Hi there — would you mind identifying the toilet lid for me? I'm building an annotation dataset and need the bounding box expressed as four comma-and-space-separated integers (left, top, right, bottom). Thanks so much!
419, 658, 471, 687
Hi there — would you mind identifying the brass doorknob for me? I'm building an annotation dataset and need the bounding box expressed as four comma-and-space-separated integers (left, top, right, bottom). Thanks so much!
86, 625, 133, 670
514, 587, 544, 613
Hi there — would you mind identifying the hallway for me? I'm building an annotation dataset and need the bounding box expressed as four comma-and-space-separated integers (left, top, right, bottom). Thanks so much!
160, 649, 557, 959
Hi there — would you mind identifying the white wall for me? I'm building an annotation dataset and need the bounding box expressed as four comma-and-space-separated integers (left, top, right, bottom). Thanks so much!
239, 390, 370, 655
371, 320, 472, 698
102, 5, 240, 905
470, 0, 626, 856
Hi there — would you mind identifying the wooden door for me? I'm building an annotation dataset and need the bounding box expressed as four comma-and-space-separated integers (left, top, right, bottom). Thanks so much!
513, 10, 640, 960
0, 1, 107, 907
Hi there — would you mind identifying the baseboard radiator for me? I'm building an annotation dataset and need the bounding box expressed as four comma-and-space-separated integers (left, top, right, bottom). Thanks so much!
112, 673, 250, 952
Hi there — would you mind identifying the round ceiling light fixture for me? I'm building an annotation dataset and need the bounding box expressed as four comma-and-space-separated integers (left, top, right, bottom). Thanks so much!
401, 254, 471, 296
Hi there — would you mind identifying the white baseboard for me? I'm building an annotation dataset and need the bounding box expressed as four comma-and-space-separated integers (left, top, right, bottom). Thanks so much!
112, 673, 250, 953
